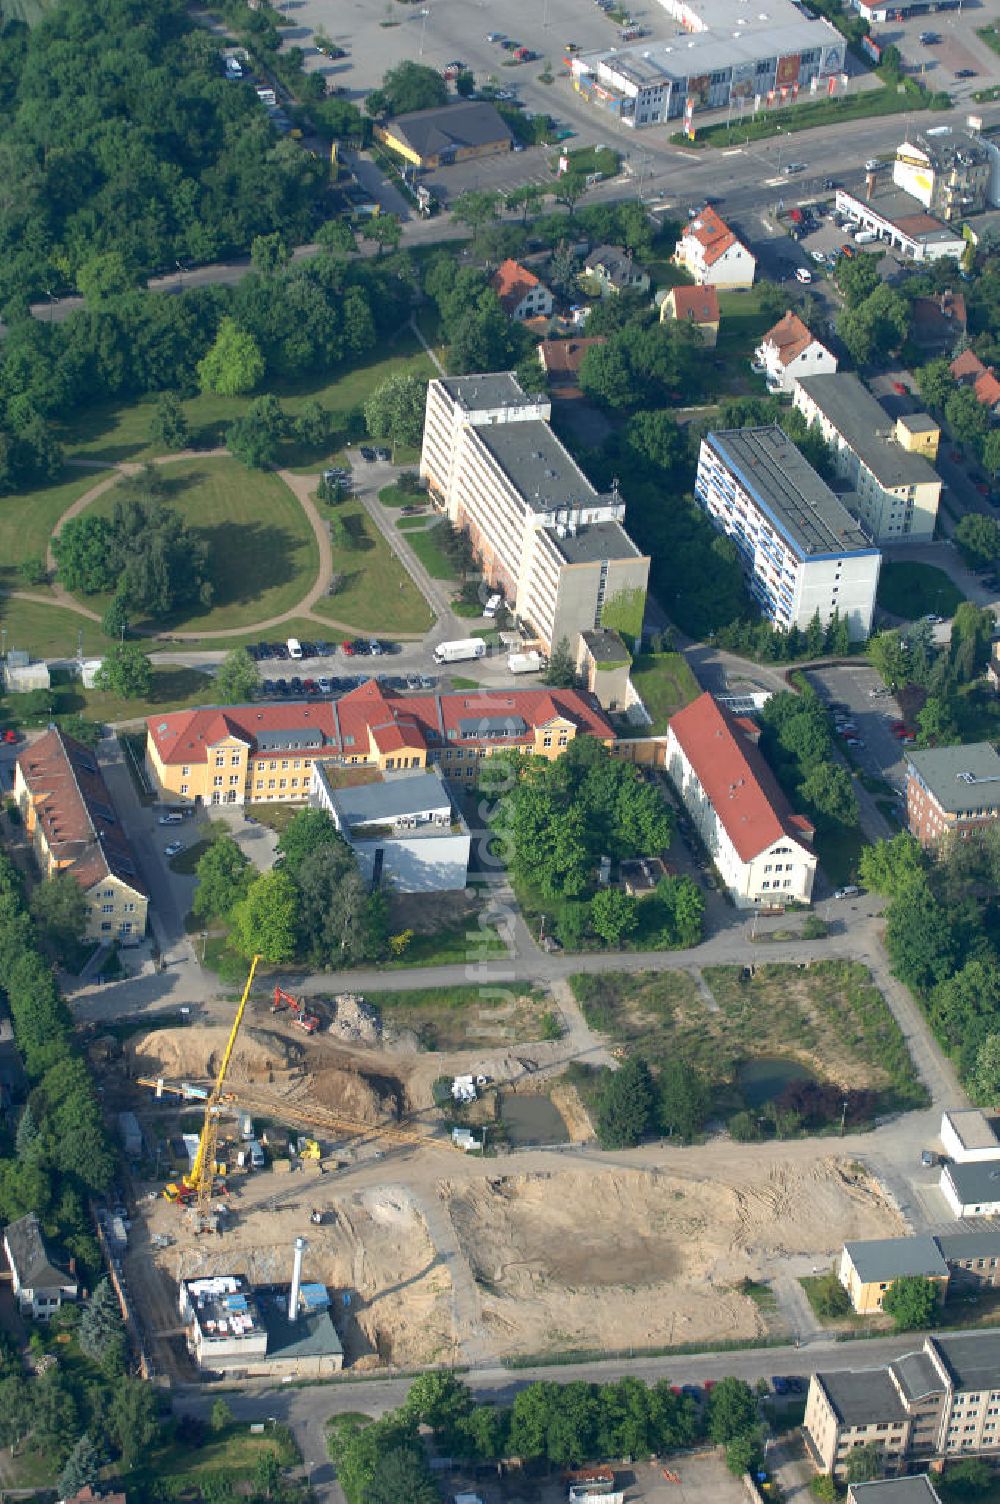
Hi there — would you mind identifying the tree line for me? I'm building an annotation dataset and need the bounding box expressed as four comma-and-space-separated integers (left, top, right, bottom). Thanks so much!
868, 606, 995, 749
328, 1372, 767, 1500
194, 807, 388, 972
861, 831, 1000, 1100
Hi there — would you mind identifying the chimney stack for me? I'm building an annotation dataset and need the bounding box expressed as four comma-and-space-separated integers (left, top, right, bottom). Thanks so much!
865, 171, 876, 201
288, 1236, 307, 1322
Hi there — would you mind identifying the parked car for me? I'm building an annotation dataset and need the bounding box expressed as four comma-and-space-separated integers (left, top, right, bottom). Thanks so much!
771, 1376, 790, 1395
955, 68, 976, 77
405, 675, 421, 690
341, 640, 355, 655
921, 1149, 938, 1166
835, 885, 860, 899
785, 162, 807, 174
359, 446, 376, 461
275, 677, 289, 694
158, 813, 184, 826
845, 736, 864, 747
810, 250, 826, 264
369, 639, 383, 656
316, 677, 332, 693
290, 676, 303, 693
374, 447, 391, 462
2, 729, 19, 744
892, 380, 907, 395
865, 158, 883, 171
795, 267, 812, 283
164, 841, 184, 858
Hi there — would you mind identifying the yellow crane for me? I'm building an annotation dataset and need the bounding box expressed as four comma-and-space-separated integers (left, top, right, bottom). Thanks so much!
163, 953, 261, 1210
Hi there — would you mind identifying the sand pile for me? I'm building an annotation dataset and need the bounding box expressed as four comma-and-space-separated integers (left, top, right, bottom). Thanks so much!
133, 1026, 300, 1085
303, 1066, 400, 1125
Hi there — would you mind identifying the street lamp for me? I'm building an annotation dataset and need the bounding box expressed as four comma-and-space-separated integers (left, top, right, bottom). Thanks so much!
419, 7, 429, 54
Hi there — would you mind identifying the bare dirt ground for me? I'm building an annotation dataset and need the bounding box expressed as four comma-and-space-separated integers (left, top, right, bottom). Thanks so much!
443, 1452, 745, 1504
444, 1158, 903, 1358
141, 1173, 454, 1369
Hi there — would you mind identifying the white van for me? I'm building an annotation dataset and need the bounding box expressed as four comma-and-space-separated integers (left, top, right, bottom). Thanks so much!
287, 637, 303, 660
854, 229, 879, 245
484, 593, 502, 618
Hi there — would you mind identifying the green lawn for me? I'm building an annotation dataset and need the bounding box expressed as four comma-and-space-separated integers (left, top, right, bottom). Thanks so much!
623, 651, 700, 734
82, 458, 320, 633
396, 515, 432, 532
311, 497, 434, 634
405, 520, 459, 582
0, 468, 109, 589
0, 666, 216, 731
814, 821, 867, 889
976, 23, 1000, 55
60, 340, 436, 466
0, 597, 106, 659
378, 482, 425, 509
876, 561, 964, 620
128, 1422, 299, 1497
716, 287, 779, 362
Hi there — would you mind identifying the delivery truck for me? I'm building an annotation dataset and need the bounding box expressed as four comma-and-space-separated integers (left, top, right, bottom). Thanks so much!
433, 638, 487, 665
508, 651, 546, 675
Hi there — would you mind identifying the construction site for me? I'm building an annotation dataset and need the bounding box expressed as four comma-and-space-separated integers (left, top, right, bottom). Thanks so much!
107, 962, 911, 1380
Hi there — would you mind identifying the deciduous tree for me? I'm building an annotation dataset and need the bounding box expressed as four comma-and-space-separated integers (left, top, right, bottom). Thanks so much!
231, 869, 298, 963
363, 373, 427, 458
214, 647, 259, 705
882, 1274, 939, 1331
192, 837, 253, 923
93, 642, 153, 700
197, 318, 265, 396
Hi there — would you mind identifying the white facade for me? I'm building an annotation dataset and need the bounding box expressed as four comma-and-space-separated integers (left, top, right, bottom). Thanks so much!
309, 765, 470, 893
940, 1161, 1000, 1219
180, 1276, 269, 1369
506, 283, 553, 321
420, 375, 648, 654
695, 428, 881, 641
755, 320, 838, 395
674, 222, 756, 288
941, 1109, 1000, 1164
793, 375, 942, 543
834, 187, 965, 262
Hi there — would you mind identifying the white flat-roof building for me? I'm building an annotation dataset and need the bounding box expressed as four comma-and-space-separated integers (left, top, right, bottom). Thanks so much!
569, 0, 845, 128
941, 1108, 1000, 1164
834, 181, 965, 262
179, 1271, 344, 1377
420, 374, 649, 655
695, 426, 881, 640
309, 764, 470, 893
941, 1159, 1000, 1219
793, 373, 942, 542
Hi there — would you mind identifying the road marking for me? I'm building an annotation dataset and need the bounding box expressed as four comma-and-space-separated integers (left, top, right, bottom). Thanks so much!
763, 176, 786, 187
722, 148, 744, 156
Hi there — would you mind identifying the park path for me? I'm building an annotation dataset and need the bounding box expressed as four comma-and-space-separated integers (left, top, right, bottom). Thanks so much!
23, 447, 441, 642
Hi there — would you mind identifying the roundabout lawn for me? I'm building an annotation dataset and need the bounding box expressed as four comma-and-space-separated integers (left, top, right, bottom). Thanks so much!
84, 458, 320, 633
876, 561, 964, 621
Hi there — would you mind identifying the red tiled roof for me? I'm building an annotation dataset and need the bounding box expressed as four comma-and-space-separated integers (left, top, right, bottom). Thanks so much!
951, 349, 987, 381
667, 284, 720, 325
148, 681, 614, 766
975, 370, 1000, 408
760, 309, 823, 368
492, 258, 543, 315
668, 693, 814, 863
681, 206, 740, 267
910, 293, 966, 342
538, 336, 606, 377
16, 728, 147, 897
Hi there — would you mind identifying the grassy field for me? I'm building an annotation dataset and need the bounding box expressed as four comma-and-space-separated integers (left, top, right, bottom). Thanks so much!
128, 1421, 299, 1498
59, 341, 436, 466
716, 287, 780, 363
0, 596, 105, 659
0, 665, 216, 732
0, 468, 109, 589
625, 651, 700, 734
405, 520, 459, 582
80, 458, 319, 633
378, 482, 425, 509
312, 497, 434, 634
572, 959, 926, 1116
876, 560, 965, 620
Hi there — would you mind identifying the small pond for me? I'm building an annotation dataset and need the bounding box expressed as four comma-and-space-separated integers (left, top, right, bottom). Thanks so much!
499, 1092, 570, 1147
736, 1056, 817, 1109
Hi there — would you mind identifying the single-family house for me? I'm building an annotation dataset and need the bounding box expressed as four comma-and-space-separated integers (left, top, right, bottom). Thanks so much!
950, 349, 1000, 417
754, 310, 837, 394
4, 1212, 78, 1319
492, 259, 554, 321
665, 692, 816, 907
909, 290, 966, 354
659, 284, 720, 347
674, 207, 755, 288
583, 244, 650, 297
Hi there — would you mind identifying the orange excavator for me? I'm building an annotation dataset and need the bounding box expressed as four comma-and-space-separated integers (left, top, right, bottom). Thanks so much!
271, 984, 320, 1035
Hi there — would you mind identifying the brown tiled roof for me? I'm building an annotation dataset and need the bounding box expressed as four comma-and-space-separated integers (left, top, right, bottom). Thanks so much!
975, 370, 1000, 408
668, 285, 720, 324
910, 292, 966, 343
760, 309, 821, 368
148, 681, 615, 766
492, 258, 543, 315
539, 336, 606, 377
951, 349, 987, 381
668, 693, 814, 862
16, 729, 146, 897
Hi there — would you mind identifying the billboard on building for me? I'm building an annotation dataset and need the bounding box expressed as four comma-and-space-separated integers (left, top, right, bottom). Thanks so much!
687, 73, 710, 104
776, 53, 801, 87
731, 61, 756, 99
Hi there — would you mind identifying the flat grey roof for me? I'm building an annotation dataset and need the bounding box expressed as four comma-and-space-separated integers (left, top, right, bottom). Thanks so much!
439, 373, 527, 411
259, 1290, 343, 1360
478, 419, 605, 515
849, 1480, 942, 1504
818, 1367, 908, 1426
837, 183, 964, 247
705, 426, 876, 559
931, 1330, 1000, 1392
891, 1349, 944, 1403
548, 520, 642, 564
907, 743, 1000, 812
844, 1235, 948, 1284
584, 13, 842, 84
323, 769, 450, 827
903, 128, 992, 170
945, 1108, 1000, 1151
898, 413, 939, 433
581, 628, 630, 664
795, 375, 940, 489
943, 1158, 1000, 1204
935, 1228, 1000, 1263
